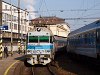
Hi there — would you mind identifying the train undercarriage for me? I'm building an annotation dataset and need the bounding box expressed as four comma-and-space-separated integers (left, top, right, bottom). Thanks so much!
25, 54, 52, 65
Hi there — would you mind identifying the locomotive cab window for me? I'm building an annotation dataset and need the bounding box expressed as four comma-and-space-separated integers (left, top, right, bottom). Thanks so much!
39, 36, 49, 42
29, 36, 38, 43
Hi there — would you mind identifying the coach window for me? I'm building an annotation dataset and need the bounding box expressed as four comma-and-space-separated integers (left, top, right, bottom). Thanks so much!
87, 33, 90, 44
29, 36, 38, 43
97, 30, 100, 43
86, 33, 89, 44
84, 34, 88, 44
88, 33, 91, 44
78, 35, 81, 44
93, 32, 96, 45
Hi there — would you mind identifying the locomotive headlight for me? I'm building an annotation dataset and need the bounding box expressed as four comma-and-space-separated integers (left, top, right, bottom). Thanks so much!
27, 50, 33, 54
46, 50, 50, 53
27, 50, 31, 53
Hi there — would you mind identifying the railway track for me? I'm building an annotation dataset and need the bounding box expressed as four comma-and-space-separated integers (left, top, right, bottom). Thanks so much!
13, 61, 32, 75
31, 64, 57, 75
13, 61, 58, 75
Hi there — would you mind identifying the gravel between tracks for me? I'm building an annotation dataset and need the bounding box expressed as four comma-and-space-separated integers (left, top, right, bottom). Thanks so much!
54, 50, 100, 75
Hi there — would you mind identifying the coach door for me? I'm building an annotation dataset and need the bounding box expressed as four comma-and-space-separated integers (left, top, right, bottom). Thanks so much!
96, 29, 100, 53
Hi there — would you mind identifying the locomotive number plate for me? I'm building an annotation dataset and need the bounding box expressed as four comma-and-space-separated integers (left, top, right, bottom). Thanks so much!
33, 50, 50, 54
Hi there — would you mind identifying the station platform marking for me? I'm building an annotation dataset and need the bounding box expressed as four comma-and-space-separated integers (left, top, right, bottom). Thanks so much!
4, 60, 19, 75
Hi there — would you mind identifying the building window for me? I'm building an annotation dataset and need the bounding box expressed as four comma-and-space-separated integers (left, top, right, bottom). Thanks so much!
14, 24, 17, 30
10, 23, 13, 29
6, 14, 9, 21
2, 12, 5, 20
21, 18, 23, 24
9, 23, 11, 29
10, 7, 11, 10
23, 26, 25, 31
21, 25, 24, 31
14, 16, 16, 22
28, 27, 30, 31
19, 25, 21, 30
25, 26, 27, 32
5, 5, 7, 10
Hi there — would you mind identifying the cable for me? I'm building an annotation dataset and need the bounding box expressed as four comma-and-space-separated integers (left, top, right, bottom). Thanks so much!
82, 11, 100, 18
28, 9, 100, 13
37, 0, 44, 16
80, 2, 100, 17
43, 0, 50, 16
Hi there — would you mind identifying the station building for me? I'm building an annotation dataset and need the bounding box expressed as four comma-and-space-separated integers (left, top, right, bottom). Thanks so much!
30, 16, 70, 37
0, 1, 32, 52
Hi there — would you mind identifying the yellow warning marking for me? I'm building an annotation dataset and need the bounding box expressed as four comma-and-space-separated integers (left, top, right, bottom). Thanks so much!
4, 60, 19, 75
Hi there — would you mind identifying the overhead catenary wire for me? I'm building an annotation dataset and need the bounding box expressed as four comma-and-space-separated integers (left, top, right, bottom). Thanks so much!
27, 9, 100, 13
38, 0, 43, 10
82, 11, 100, 18
72, 0, 100, 27
43, 0, 50, 16
37, 0, 50, 17
80, 2, 100, 18
64, 17, 100, 20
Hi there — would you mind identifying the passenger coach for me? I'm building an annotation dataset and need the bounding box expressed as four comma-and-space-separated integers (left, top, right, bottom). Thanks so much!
67, 20, 100, 59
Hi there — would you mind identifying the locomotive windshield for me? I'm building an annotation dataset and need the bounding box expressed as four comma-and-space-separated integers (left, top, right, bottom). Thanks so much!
29, 36, 38, 43
28, 36, 50, 43
39, 36, 49, 42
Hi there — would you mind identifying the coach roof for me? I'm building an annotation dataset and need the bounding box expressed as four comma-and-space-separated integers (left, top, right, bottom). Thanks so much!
69, 20, 100, 36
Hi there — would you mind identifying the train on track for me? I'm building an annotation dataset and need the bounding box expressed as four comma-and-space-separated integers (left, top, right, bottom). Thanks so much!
25, 26, 67, 65
67, 20, 100, 59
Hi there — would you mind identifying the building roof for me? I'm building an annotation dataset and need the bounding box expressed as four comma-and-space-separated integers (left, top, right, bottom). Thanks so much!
30, 16, 65, 25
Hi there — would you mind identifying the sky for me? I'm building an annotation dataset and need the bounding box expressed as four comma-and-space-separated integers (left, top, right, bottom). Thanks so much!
3, 0, 100, 31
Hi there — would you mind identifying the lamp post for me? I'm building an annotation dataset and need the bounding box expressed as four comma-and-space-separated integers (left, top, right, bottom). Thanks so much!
20, 14, 23, 52
0, 0, 2, 25
18, 0, 21, 52
10, 0, 13, 56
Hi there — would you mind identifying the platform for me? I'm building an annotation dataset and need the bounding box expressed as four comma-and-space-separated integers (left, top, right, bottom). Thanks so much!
0, 53, 24, 75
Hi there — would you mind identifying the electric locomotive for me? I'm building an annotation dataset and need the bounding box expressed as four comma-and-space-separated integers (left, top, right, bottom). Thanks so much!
25, 26, 55, 65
